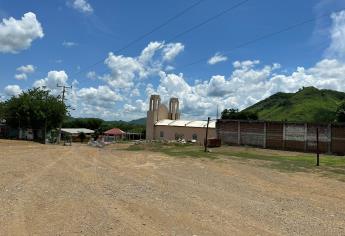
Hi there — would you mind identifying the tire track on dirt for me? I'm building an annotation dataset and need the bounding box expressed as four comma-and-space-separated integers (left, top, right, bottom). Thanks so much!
59, 146, 163, 235
3, 148, 73, 235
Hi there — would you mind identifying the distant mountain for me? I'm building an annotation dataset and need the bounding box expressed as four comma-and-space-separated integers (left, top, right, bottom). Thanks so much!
129, 117, 146, 125
243, 87, 345, 122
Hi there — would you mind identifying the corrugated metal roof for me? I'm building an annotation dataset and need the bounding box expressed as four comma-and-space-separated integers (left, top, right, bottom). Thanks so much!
155, 119, 216, 128
154, 119, 174, 126
61, 128, 95, 134
168, 120, 191, 127
187, 120, 216, 128
104, 128, 125, 135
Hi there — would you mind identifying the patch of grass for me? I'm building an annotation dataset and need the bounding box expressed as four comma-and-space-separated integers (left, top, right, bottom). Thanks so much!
127, 145, 145, 151
127, 142, 217, 159
215, 149, 345, 180
127, 143, 345, 181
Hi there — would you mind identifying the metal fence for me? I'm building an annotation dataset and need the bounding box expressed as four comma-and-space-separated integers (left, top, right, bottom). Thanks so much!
217, 120, 345, 155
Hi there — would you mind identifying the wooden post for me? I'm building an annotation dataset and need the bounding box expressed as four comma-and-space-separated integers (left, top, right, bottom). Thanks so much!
304, 123, 308, 152
282, 122, 286, 150
263, 122, 267, 148
204, 117, 210, 152
328, 123, 332, 154
237, 121, 241, 145
316, 127, 320, 166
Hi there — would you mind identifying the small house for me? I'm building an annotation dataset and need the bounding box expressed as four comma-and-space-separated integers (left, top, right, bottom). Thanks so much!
61, 128, 95, 142
104, 128, 125, 142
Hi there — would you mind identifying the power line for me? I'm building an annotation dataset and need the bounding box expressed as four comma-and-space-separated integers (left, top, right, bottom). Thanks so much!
83, 0, 250, 78
180, 9, 344, 69
169, 0, 250, 41
74, 0, 206, 77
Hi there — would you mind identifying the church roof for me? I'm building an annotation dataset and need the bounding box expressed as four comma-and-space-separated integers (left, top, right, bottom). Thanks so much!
155, 119, 216, 128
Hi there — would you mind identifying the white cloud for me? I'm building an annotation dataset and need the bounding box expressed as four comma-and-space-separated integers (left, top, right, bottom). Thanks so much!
326, 10, 345, 60
101, 41, 184, 89
130, 88, 140, 97
139, 41, 164, 63
103, 53, 143, 89
208, 53, 228, 65
0, 12, 44, 53
14, 64, 35, 80
206, 75, 232, 96
33, 71, 69, 92
4, 85, 22, 97
62, 41, 78, 48
114, 99, 148, 120
73, 85, 123, 119
17, 64, 35, 74
123, 104, 136, 113
68, 0, 94, 14
86, 71, 97, 80
78, 85, 122, 103
162, 42, 184, 61
233, 60, 260, 69
14, 73, 27, 81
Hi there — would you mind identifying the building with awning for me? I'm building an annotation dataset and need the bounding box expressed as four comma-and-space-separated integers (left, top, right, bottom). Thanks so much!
61, 128, 95, 135
104, 128, 125, 141
61, 128, 95, 142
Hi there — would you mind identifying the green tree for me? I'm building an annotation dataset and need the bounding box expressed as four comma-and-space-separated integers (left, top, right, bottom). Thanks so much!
0, 101, 5, 122
336, 101, 345, 122
221, 108, 258, 120
63, 117, 103, 130
3, 88, 67, 139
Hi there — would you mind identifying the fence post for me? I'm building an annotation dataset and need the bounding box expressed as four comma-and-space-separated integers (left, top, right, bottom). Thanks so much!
316, 127, 320, 166
237, 121, 241, 145
263, 122, 267, 148
204, 117, 210, 152
304, 123, 308, 152
328, 123, 332, 154
283, 122, 286, 150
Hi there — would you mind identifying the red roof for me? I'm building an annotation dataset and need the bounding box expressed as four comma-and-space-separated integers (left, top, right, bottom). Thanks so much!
104, 128, 125, 135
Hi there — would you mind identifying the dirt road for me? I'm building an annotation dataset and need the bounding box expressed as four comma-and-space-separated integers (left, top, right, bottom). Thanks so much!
1, 140, 345, 235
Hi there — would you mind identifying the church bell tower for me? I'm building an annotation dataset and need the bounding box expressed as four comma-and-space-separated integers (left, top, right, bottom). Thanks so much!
146, 95, 161, 140
168, 97, 180, 120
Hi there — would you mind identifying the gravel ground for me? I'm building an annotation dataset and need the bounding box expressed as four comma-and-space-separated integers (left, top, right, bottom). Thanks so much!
1, 140, 345, 235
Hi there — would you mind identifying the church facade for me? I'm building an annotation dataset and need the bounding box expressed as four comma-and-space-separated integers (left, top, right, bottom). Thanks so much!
146, 95, 216, 144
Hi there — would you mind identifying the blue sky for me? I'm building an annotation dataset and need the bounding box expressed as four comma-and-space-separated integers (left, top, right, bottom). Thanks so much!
1, 0, 345, 121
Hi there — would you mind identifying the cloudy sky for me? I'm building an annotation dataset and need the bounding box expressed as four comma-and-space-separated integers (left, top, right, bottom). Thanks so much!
0, 0, 345, 121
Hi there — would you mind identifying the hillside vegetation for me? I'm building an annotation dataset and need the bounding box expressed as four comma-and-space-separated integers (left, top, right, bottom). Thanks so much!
243, 87, 345, 122
63, 117, 145, 134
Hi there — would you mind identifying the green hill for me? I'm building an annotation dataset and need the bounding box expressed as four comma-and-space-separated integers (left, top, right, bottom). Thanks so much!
129, 117, 146, 125
243, 87, 345, 122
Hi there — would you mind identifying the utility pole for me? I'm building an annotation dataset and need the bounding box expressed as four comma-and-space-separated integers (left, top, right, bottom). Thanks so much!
316, 127, 320, 166
216, 105, 220, 120
57, 84, 72, 144
204, 117, 210, 152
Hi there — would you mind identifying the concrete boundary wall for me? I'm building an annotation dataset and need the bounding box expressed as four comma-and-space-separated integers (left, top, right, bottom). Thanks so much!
217, 120, 345, 155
